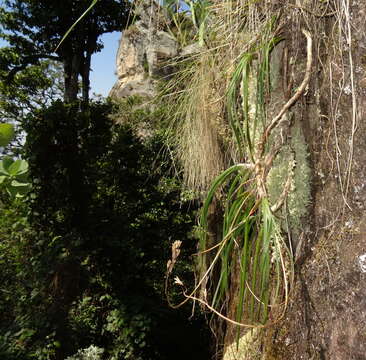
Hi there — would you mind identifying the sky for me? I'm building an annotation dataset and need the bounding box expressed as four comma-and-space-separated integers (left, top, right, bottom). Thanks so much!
90, 31, 121, 97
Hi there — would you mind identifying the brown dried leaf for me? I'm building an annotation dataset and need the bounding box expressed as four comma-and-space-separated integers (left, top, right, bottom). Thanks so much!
166, 240, 182, 275
174, 276, 184, 286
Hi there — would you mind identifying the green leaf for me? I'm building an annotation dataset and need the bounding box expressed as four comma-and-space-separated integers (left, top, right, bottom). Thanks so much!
0, 123, 15, 147
8, 159, 28, 176
15, 159, 28, 175
0, 175, 7, 184
198, 21, 206, 47
7, 179, 30, 198
0, 156, 14, 175
14, 171, 29, 183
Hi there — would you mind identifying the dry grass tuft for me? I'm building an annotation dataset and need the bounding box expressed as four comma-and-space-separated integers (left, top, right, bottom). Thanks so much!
174, 52, 228, 193
163, 0, 278, 194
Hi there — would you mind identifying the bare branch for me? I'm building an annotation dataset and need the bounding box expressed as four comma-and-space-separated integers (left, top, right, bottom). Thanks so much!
258, 29, 313, 157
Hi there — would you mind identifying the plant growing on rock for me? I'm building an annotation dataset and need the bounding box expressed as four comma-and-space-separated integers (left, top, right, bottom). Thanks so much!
165, 2, 313, 334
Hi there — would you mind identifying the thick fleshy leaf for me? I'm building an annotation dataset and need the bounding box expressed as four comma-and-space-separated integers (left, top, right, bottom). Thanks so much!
17, 160, 29, 175
0, 123, 15, 147
6, 185, 17, 198
0, 175, 7, 184
8, 159, 28, 176
0, 156, 14, 175
14, 171, 29, 183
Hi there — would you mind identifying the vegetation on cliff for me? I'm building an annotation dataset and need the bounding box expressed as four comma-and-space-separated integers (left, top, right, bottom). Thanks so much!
1, 0, 366, 359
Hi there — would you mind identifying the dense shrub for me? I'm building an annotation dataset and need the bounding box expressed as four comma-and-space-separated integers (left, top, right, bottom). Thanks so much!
0, 101, 211, 359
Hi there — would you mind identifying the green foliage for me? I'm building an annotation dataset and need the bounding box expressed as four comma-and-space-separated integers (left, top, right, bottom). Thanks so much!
65, 345, 104, 360
186, 0, 211, 45
198, 166, 291, 327
0, 124, 14, 147
162, 0, 210, 46
188, 18, 294, 330
0, 157, 30, 198
227, 19, 281, 161
0, 100, 211, 359
0, 123, 31, 198
0, 0, 131, 102
104, 307, 155, 360
0, 196, 36, 359
111, 95, 174, 135
0, 55, 64, 122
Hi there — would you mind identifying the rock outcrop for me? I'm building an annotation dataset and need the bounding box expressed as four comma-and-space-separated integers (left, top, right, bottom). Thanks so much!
109, 0, 200, 99
109, 1, 178, 99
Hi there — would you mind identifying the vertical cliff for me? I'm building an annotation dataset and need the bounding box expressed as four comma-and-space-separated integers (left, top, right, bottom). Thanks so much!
111, 1, 366, 359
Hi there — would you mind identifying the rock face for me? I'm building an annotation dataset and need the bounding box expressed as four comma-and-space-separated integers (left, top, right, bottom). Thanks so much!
109, 1, 179, 99
109, 0, 200, 99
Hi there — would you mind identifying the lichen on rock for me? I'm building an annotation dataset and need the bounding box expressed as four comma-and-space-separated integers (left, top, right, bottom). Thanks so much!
267, 118, 311, 240
223, 329, 261, 360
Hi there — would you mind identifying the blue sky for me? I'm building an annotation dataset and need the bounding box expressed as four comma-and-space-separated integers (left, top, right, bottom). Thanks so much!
90, 31, 121, 97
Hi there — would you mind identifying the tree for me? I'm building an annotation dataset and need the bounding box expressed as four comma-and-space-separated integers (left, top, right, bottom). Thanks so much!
0, 53, 64, 122
0, 0, 131, 104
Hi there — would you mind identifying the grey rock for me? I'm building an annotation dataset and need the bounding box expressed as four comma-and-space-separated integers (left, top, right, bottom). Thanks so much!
109, 1, 201, 100
109, 0, 178, 99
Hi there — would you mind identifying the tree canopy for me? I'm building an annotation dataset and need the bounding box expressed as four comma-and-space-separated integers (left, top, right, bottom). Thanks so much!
0, 0, 131, 103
